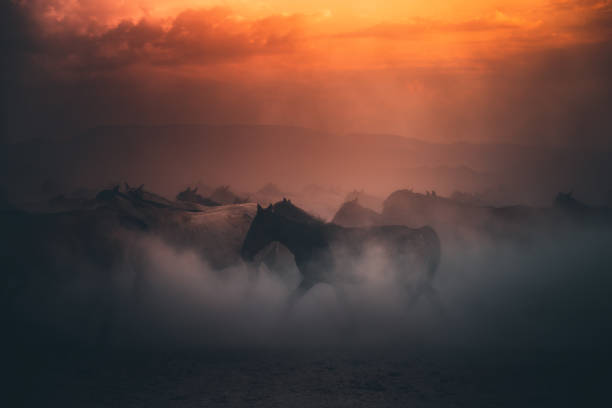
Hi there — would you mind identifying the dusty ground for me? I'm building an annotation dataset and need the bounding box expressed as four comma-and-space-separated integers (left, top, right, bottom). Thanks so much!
8, 347, 610, 407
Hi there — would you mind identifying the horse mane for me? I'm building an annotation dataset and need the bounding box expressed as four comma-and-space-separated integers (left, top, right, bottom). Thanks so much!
270, 198, 324, 225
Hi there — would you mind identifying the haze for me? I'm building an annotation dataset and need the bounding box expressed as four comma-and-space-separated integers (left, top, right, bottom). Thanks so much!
2, 0, 611, 148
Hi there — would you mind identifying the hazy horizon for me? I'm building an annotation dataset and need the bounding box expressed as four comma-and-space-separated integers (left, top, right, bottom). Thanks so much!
7, 122, 612, 151
2, 122, 611, 209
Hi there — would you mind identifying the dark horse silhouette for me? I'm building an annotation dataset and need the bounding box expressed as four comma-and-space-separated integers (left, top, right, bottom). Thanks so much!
241, 199, 441, 304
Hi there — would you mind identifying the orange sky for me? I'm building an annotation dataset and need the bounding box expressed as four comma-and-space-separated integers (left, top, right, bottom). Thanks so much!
33, 0, 611, 70
3, 0, 612, 146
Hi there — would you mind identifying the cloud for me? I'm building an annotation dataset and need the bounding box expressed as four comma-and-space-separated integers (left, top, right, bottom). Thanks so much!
2, 0, 612, 149
551, 0, 612, 11
43, 9, 303, 73
0, 1, 308, 141
329, 1, 611, 55
334, 12, 542, 40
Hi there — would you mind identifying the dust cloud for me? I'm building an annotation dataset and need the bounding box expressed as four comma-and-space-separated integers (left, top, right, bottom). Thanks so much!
6, 214, 611, 353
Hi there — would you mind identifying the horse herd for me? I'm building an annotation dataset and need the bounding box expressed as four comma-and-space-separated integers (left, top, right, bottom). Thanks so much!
7, 182, 607, 311
93, 185, 444, 306
241, 199, 441, 306
1, 187, 443, 310
238, 190, 611, 305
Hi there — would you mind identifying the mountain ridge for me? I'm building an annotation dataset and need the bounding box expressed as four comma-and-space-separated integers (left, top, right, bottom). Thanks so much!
1, 124, 610, 205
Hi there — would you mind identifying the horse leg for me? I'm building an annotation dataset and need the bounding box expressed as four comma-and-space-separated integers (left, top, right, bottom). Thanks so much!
245, 261, 260, 284
407, 279, 448, 321
286, 277, 315, 310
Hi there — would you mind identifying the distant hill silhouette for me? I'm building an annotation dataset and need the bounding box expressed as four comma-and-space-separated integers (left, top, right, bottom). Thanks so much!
257, 183, 284, 197
1, 124, 611, 206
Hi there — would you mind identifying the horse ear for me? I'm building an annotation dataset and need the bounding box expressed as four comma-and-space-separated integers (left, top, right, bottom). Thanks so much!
283, 197, 287, 202
267, 204, 273, 211
257, 204, 263, 213
193, 187, 198, 193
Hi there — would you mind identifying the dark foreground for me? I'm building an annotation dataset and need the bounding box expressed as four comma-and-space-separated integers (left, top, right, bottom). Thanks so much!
8, 347, 611, 407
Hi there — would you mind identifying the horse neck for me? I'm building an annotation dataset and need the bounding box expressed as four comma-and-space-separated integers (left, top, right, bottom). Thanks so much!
271, 217, 326, 262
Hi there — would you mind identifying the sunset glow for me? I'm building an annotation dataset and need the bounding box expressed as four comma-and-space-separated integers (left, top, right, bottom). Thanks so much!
30, 0, 611, 69
3, 1, 612, 146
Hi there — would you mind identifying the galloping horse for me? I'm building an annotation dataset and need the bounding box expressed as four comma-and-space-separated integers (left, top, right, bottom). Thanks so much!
241, 199, 441, 304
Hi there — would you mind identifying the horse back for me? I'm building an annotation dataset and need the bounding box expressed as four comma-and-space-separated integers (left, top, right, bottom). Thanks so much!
326, 224, 433, 251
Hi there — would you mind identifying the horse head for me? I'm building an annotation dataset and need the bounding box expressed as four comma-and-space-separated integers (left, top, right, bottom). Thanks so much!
272, 199, 322, 224
241, 203, 278, 262
241, 200, 323, 266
